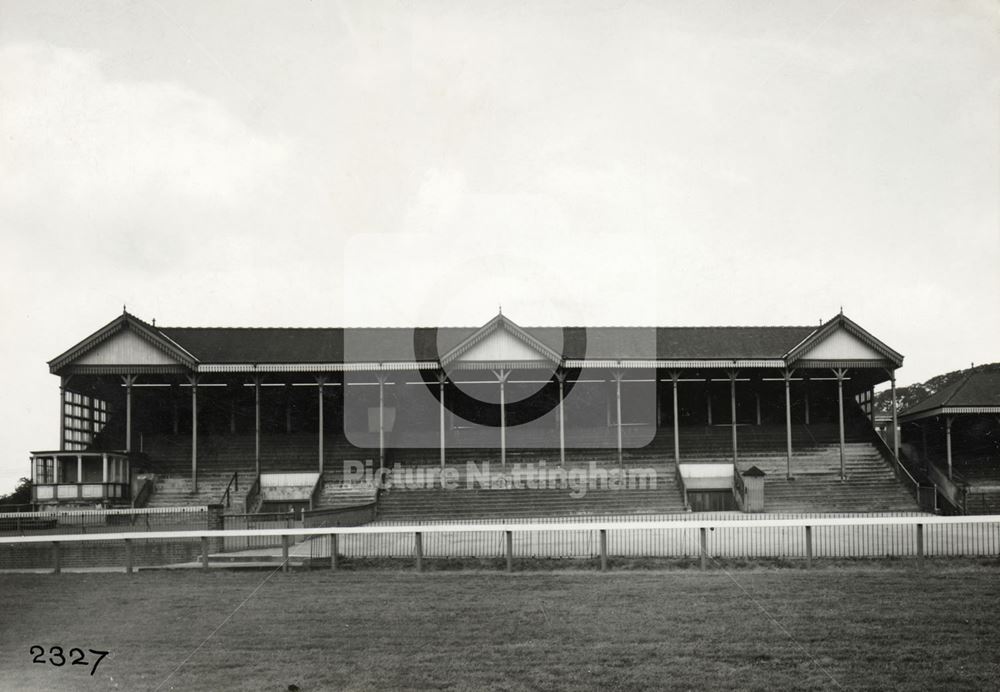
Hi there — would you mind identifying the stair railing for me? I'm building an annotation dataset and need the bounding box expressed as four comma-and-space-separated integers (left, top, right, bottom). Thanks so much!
221, 471, 239, 509
673, 463, 689, 511
245, 474, 262, 515
732, 466, 747, 512
309, 474, 324, 510
131, 477, 154, 509
868, 424, 937, 512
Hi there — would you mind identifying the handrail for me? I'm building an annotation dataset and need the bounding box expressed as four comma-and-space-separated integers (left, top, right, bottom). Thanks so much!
870, 427, 921, 490
673, 463, 689, 511
244, 474, 262, 515
867, 424, 938, 513
732, 467, 747, 511
309, 473, 324, 510
221, 472, 239, 509
131, 478, 154, 509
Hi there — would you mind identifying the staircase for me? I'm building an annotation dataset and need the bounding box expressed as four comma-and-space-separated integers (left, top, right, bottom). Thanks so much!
377, 460, 685, 521
739, 443, 920, 513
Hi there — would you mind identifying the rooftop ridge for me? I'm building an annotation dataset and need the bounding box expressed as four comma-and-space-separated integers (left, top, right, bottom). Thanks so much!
158, 324, 817, 331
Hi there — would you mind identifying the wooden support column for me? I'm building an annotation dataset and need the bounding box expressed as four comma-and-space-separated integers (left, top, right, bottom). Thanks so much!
557, 369, 567, 467
125, 538, 134, 575
804, 377, 810, 425
188, 374, 199, 491
227, 382, 238, 434
172, 384, 180, 435
599, 529, 608, 572
613, 371, 624, 472
493, 369, 510, 467
58, 377, 69, 451
890, 373, 899, 460
728, 370, 738, 465
945, 415, 954, 480
505, 531, 514, 572
755, 391, 761, 426
122, 374, 137, 453
706, 389, 713, 425
784, 369, 794, 480
253, 375, 263, 477
438, 373, 446, 468
102, 452, 108, 483
670, 372, 680, 467
869, 387, 877, 427
377, 373, 388, 472
805, 526, 813, 569
77, 455, 83, 484
700, 527, 708, 570
316, 375, 327, 474
834, 368, 848, 480
285, 384, 293, 434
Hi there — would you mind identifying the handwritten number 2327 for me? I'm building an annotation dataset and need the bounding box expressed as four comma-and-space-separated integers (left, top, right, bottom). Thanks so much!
30, 646, 109, 676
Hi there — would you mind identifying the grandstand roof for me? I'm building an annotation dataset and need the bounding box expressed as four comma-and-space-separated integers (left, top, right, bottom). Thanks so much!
900, 371, 1000, 421
47, 310, 903, 374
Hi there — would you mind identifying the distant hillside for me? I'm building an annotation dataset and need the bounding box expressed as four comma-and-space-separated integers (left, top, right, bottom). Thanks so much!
874, 362, 1000, 414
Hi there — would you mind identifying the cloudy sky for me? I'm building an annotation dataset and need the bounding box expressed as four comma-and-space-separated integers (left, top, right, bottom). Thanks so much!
0, 0, 996, 491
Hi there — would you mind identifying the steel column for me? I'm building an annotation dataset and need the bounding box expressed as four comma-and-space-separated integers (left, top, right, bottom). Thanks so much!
784, 370, 793, 479
671, 373, 680, 467
945, 415, 953, 480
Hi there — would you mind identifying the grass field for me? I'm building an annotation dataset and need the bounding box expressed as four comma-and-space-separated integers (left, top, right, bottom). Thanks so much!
1, 564, 998, 691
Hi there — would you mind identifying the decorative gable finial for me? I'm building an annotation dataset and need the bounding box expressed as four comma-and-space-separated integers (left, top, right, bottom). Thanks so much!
498, 304, 502, 315
839, 305, 843, 315
123, 303, 127, 314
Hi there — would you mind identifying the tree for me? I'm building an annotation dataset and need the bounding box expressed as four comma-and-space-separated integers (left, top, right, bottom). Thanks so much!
874, 362, 1000, 414
0, 477, 32, 508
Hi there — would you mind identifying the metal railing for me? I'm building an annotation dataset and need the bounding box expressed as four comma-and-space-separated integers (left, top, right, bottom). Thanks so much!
245, 475, 262, 515
221, 472, 239, 509
869, 427, 937, 512
673, 464, 689, 510
732, 467, 747, 511
131, 478, 154, 509
309, 474, 323, 510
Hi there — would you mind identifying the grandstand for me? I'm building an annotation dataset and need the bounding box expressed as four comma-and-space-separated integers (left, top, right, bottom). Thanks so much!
899, 370, 1000, 514
26, 308, 930, 520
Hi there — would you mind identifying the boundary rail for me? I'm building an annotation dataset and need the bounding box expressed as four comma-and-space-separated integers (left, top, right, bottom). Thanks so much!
2, 514, 999, 574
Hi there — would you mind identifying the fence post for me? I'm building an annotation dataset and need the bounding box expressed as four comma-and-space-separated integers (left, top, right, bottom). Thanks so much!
700, 527, 708, 570
415, 532, 423, 572
52, 541, 61, 574
916, 523, 924, 566
505, 531, 513, 573
201, 536, 209, 571
599, 529, 608, 572
330, 533, 339, 571
125, 538, 134, 575
282, 535, 290, 573
805, 526, 813, 569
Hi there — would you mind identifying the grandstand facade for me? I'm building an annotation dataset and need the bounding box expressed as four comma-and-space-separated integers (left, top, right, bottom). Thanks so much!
29, 309, 926, 517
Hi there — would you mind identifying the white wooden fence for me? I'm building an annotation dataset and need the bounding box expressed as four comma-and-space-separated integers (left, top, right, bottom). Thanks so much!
1, 515, 999, 573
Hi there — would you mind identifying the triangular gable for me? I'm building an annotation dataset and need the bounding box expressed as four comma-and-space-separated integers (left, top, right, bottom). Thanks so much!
785, 313, 903, 367
49, 311, 198, 373
440, 313, 561, 366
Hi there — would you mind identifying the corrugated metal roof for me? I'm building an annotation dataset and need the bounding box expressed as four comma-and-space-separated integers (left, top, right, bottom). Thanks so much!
157, 325, 817, 364
903, 371, 1000, 416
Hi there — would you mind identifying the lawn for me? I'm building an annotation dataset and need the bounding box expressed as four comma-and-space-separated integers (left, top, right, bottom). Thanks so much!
0, 564, 998, 691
